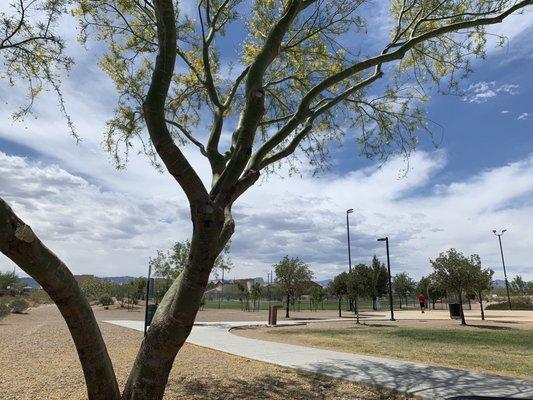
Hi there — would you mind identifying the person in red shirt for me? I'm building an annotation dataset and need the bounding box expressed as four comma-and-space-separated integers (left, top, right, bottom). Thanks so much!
418, 293, 427, 313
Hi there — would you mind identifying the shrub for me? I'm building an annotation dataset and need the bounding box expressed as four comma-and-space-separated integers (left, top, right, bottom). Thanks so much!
486, 297, 533, 310
99, 293, 114, 306
28, 289, 52, 306
10, 298, 30, 314
0, 302, 9, 320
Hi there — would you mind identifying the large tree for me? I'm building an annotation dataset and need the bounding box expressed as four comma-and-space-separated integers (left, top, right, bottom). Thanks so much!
431, 248, 478, 325
1, 0, 532, 399
469, 258, 494, 321
274, 255, 313, 318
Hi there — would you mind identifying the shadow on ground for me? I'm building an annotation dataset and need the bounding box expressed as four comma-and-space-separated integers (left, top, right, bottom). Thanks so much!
174, 372, 409, 399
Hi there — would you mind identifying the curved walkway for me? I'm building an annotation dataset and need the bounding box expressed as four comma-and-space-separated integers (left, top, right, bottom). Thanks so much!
105, 319, 533, 399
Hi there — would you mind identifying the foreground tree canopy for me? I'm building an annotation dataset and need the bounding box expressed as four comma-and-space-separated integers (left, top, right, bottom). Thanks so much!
1, 1, 532, 399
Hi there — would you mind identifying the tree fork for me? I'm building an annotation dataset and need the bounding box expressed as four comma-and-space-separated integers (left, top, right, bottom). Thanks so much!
0, 198, 120, 400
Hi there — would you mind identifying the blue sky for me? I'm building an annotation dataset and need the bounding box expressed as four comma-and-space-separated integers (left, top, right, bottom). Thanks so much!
0, 2, 532, 282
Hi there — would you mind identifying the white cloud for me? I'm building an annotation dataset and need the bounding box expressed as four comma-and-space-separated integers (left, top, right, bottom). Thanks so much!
517, 112, 531, 121
501, 110, 510, 114
463, 81, 520, 103
2, 150, 532, 282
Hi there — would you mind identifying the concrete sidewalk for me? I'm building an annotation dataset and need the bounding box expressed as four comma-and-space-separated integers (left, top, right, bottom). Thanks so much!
105, 319, 533, 399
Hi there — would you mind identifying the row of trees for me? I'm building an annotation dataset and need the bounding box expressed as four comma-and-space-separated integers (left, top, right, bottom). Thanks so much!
329, 248, 497, 325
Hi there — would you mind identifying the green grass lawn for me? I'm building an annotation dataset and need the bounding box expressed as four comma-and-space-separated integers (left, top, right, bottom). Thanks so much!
264, 324, 533, 379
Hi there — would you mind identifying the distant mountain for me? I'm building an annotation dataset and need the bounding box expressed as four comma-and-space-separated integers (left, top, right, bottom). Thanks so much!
316, 279, 332, 288
19, 276, 139, 288
101, 276, 138, 285
492, 279, 507, 288
20, 277, 40, 288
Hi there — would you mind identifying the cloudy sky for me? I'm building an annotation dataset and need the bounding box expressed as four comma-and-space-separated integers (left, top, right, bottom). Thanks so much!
0, 2, 532, 282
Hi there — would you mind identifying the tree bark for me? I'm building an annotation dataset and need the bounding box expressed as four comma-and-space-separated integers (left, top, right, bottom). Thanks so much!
338, 297, 342, 317
0, 198, 120, 400
479, 293, 485, 321
458, 291, 466, 326
122, 205, 225, 400
285, 292, 290, 318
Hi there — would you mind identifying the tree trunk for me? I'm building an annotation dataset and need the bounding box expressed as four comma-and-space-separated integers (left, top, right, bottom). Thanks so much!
0, 198, 120, 400
338, 297, 342, 317
122, 197, 226, 400
286, 292, 290, 318
458, 291, 466, 326
468, 297, 472, 310
372, 295, 377, 311
399, 296, 402, 309
479, 293, 485, 321
355, 297, 360, 324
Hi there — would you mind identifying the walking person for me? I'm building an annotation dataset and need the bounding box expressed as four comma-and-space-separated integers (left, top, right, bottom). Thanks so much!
418, 292, 427, 314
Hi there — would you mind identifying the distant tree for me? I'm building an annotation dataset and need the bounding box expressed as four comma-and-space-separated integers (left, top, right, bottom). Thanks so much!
470, 261, 493, 321
79, 277, 113, 302
369, 255, 388, 310
510, 275, 527, 295
0, 271, 20, 290
347, 264, 371, 324
417, 275, 446, 309
236, 281, 249, 311
149, 240, 232, 295
330, 272, 348, 317
250, 282, 262, 311
99, 294, 114, 307
274, 256, 313, 318
309, 286, 325, 311
393, 272, 416, 309
431, 249, 476, 325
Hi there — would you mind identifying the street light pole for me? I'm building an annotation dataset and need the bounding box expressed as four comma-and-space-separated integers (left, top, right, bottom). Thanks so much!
378, 237, 395, 321
493, 229, 511, 310
346, 209, 354, 311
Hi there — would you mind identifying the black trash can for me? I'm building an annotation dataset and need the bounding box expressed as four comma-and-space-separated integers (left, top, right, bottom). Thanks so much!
146, 304, 158, 326
448, 303, 461, 319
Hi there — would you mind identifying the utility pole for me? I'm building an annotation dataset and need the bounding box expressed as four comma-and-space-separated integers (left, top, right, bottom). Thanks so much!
378, 237, 395, 321
493, 229, 512, 310
346, 209, 354, 311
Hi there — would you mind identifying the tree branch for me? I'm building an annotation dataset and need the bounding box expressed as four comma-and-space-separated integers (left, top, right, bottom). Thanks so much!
143, 0, 209, 204
0, 198, 120, 400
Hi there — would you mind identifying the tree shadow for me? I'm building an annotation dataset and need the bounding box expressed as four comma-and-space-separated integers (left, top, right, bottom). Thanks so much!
467, 324, 513, 331
174, 371, 408, 399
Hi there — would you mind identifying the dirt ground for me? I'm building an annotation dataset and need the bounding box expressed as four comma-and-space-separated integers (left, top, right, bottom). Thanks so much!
0, 305, 410, 400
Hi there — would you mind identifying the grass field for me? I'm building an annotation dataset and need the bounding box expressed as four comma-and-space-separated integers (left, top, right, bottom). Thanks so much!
203, 298, 448, 311
250, 324, 533, 379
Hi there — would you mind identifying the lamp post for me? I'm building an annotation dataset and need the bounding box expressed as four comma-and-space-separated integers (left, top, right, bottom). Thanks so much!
493, 229, 512, 310
346, 209, 354, 311
378, 237, 395, 321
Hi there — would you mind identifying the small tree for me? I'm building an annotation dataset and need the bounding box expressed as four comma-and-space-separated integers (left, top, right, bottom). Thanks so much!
274, 256, 313, 318
470, 260, 494, 321
99, 294, 114, 307
0, 271, 21, 291
431, 249, 476, 325
369, 255, 388, 310
510, 275, 527, 295
150, 240, 232, 295
309, 286, 325, 311
347, 264, 371, 324
250, 282, 262, 311
393, 272, 416, 308
330, 272, 348, 317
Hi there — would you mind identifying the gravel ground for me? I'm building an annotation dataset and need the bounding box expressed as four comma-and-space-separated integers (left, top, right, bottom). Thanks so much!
0, 305, 410, 399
